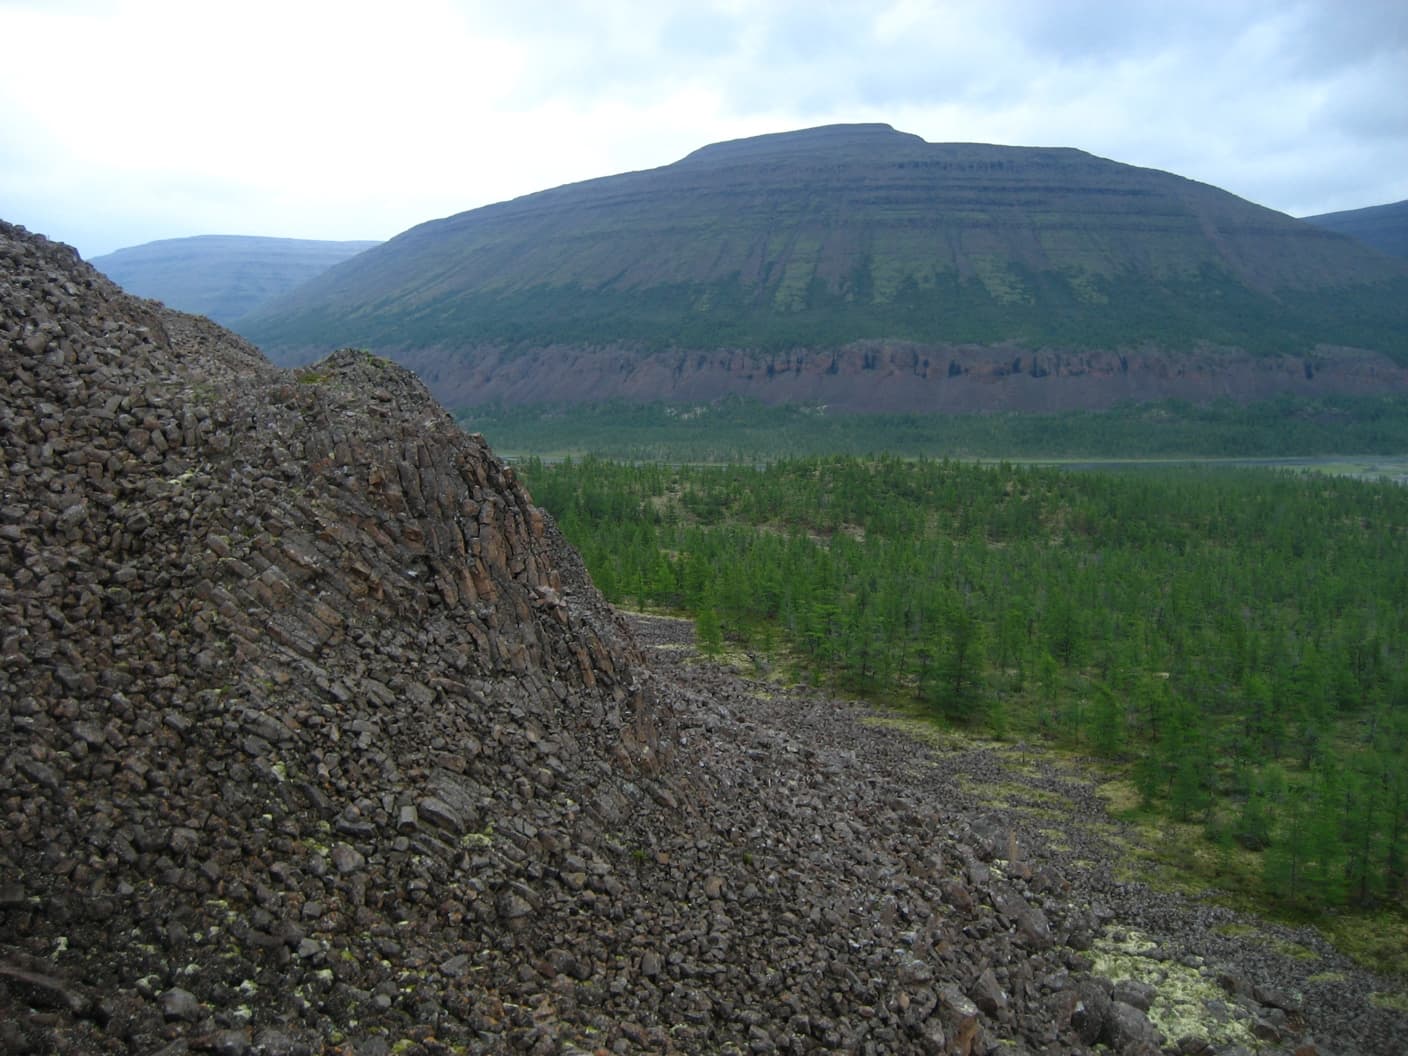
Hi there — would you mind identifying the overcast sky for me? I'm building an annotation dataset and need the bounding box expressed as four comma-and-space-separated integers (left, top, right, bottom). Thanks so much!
2, 0, 1405, 259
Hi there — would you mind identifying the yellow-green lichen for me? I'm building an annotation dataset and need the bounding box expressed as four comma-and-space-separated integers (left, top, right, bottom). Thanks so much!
1306, 971, 1346, 986
1091, 929, 1256, 1052
860, 714, 988, 753
460, 825, 494, 849
1213, 924, 1318, 963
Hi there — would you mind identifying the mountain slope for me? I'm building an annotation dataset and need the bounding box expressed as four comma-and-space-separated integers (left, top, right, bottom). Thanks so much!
91, 234, 379, 326
1302, 199, 1408, 261
239, 124, 1408, 412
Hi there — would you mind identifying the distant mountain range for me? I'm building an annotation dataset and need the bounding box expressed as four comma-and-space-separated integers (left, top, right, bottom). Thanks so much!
232, 124, 1408, 412
91, 234, 380, 327
1301, 199, 1408, 261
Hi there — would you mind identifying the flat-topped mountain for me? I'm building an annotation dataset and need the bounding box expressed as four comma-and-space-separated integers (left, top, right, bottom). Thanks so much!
91, 234, 379, 327
1302, 199, 1408, 261
240, 123, 1408, 413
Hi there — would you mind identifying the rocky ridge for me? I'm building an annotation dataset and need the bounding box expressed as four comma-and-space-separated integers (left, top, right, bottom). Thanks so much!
1, 219, 1402, 1055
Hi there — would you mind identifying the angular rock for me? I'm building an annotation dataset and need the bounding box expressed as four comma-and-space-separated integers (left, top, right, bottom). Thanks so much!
969, 967, 1007, 1017
1071, 980, 1112, 1046
159, 987, 202, 1022
212, 1028, 252, 1056
1254, 983, 1303, 1014
937, 985, 982, 1056
416, 796, 463, 834
1112, 979, 1156, 1013
329, 843, 365, 874
1105, 999, 1160, 1053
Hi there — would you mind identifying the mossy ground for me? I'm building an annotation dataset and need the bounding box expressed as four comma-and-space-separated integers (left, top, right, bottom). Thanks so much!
1098, 781, 1408, 979
1370, 989, 1408, 1012
859, 714, 980, 754
870, 703, 1408, 982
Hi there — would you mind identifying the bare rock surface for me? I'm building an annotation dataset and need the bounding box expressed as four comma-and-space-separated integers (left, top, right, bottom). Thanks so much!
1, 219, 1404, 1054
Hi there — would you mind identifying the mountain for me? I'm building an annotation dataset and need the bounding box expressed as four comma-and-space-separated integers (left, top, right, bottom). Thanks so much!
240, 124, 1408, 413
1302, 199, 1408, 261
3, 218, 1405, 1054
91, 234, 380, 327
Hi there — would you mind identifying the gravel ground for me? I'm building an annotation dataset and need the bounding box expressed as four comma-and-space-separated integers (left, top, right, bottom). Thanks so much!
626, 612, 1408, 1056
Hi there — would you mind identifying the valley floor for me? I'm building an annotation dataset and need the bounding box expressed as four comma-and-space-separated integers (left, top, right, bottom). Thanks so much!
625, 613, 1408, 1056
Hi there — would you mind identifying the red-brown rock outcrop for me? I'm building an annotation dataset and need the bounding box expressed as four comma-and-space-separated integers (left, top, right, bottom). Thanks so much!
394, 339, 1408, 415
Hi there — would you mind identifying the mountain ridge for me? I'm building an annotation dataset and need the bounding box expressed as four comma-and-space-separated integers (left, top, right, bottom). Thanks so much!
92, 234, 380, 327
1301, 199, 1408, 261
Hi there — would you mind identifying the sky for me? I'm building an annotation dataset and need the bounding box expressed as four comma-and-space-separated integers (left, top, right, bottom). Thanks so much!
2, 0, 1405, 260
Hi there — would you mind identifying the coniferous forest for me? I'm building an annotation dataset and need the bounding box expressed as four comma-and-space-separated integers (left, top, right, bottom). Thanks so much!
521, 456, 1408, 924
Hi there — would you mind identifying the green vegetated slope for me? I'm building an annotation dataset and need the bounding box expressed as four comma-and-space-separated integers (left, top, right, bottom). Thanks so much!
240, 124, 1408, 368
91, 234, 380, 326
1303, 200, 1408, 262
523, 456, 1408, 944
462, 393, 1408, 463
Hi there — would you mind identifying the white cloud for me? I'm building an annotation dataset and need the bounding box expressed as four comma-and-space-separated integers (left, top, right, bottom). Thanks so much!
1, 0, 1404, 256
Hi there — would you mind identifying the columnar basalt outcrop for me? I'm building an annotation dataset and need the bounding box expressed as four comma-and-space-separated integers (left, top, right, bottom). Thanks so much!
0, 221, 661, 1053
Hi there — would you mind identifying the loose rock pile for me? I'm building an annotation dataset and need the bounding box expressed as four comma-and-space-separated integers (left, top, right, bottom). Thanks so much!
1, 219, 1401, 1054
0, 220, 656, 1054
